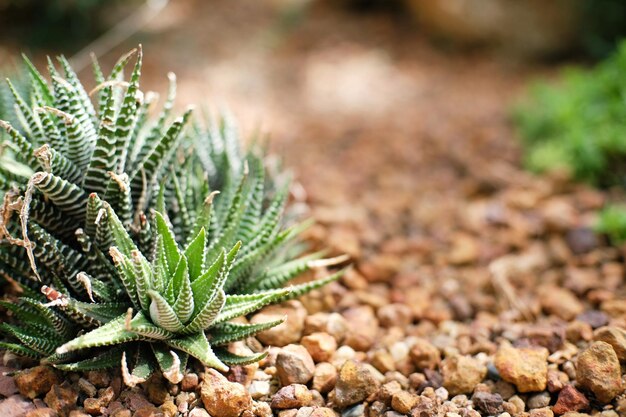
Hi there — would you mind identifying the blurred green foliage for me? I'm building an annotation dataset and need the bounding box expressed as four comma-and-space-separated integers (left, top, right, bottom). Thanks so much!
596, 205, 626, 244
515, 39, 626, 246
514, 41, 626, 188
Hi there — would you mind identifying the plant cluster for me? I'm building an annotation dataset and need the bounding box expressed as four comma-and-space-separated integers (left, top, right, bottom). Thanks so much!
0, 47, 343, 384
514, 40, 626, 245
514, 40, 626, 188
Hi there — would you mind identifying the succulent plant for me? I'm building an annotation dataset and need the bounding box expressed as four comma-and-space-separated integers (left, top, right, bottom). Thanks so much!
0, 47, 344, 384
514, 40, 626, 188
0, 66, 26, 124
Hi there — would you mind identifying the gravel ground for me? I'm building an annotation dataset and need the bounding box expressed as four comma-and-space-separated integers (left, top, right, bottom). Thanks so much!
2, 1, 626, 416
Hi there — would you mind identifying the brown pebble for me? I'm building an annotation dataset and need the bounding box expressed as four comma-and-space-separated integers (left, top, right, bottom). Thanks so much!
494, 343, 548, 393
448, 233, 479, 265
333, 360, 382, 409
577, 311, 608, 329
547, 370, 567, 393
377, 304, 413, 328
529, 407, 554, 417
271, 384, 313, 409
301, 333, 337, 363
310, 390, 325, 407
251, 400, 272, 417
188, 408, 211, 417
409, 396, 436, 417
200, 369, 252, 417
371, 350, 396, 374
507, 395, 525, 415
133, 406, 165, 417
376, 381, 402, 405
181, 373, 199, 392
276, 344, 316, 385
147, 378, 169, 405
251, 301, 307, 347
566, 227, 599, 254
44, 384, 78, 417
25, 409, 58, 417
84, 397, 105, 416
441, 355, 486, 395
86, 371, 110, 389
160, 400, 177, 417
309, 408, 337, 417
278, 410, 297, 417
68, 411, 91, 417
576, 341, 622, 403
493, 380, 516, 400
390, 391, 418, 414
77, 378, 97, 398
0, 367, 17, 398
14, 366, 60, 399
593, 326, 626, 361
539, 285, 584, 321
68, 412, 90, 417
342, 306, 379, 351
566, 321, 593, 343
409, 339, 440, 371
553, 385, 589, 415
472, 392, 503, 415
111, 409, 131, 417
312, 362, 337, 394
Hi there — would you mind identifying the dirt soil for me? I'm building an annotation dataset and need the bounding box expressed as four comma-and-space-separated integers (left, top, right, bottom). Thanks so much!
3, 1, 626, 416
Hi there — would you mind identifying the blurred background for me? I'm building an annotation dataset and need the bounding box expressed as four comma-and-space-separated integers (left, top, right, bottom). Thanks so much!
2, 0, 626, 267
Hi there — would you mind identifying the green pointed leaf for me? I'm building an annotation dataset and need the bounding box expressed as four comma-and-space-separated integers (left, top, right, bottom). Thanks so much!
56, 314, 146, 355
191, 242, 240, 314
184, 227, 206, 281
241, 251, 325, 293
127, 311, 175, 340
105, 202, 138, 257
172, 258, 194, 324
280, 268, 346, 302
0, 323, 60, 356
155, 211, 181, 275
148, 290, 184, 332
209, 318, 284, 346
152, 344, 188, 384
109, 246, 140, 310
23, 54, 53, 105
164, 331, 228, 372
188, 192, 217, 246
215, 348, 268, 366
131, 250, 152, 310
214, 288, 290, 325
65, 299, 129, 325
181, 289, 225, 334
114, 46, 143, 173
0, 341, 42, 359
54, 345, 126, 371
83, 84, 116, 194
122, 345, 156, 387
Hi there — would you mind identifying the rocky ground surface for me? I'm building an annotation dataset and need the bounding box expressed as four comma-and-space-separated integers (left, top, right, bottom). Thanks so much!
2, 0, 626, 416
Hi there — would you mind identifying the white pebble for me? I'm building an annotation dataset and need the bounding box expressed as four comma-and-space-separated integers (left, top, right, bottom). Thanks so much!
435, 387, 449, 402
248, 380, 271, 399
389, 342, 409, 363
